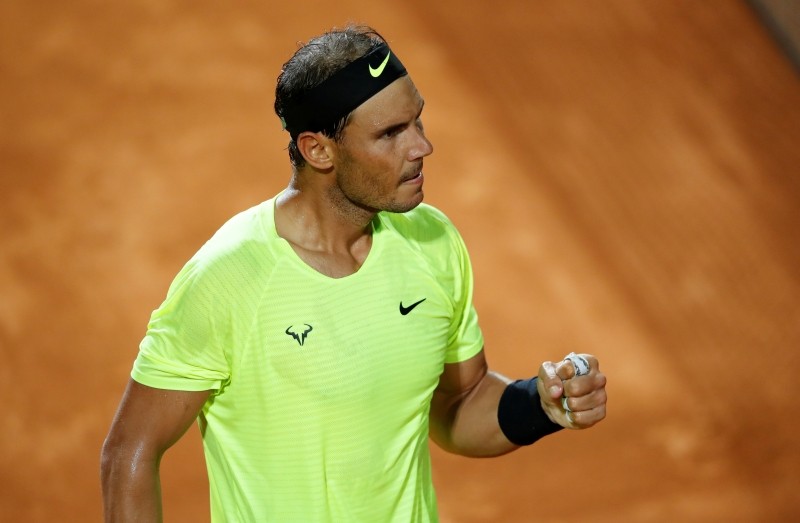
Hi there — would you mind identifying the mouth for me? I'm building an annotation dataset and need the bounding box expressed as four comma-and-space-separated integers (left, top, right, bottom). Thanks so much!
401, 164, 424, 185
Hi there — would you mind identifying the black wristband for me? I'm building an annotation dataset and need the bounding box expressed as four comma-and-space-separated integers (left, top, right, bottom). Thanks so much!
497, 377, 564, 446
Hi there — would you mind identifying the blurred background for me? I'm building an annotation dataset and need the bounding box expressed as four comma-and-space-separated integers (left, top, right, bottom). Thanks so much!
1, 1, 798, 521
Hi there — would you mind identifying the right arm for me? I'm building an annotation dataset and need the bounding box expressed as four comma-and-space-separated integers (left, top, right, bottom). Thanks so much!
100, 378, 211, 523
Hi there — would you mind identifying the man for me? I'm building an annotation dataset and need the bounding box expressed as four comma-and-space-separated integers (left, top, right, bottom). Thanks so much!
101, 25, 607, 522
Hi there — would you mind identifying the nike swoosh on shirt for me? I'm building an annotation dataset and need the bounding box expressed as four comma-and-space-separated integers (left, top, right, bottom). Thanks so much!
369, 51, 391, 78
399, 298, 426, 315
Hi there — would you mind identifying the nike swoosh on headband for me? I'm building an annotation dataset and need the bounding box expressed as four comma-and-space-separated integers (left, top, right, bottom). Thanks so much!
369, 51, 391, 78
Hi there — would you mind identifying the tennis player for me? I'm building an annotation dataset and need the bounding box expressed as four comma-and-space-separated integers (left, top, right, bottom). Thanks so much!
101, 25, 607, 522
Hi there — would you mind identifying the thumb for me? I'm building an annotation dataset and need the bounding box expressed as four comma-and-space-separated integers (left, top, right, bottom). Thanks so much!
537, 361, 563, 402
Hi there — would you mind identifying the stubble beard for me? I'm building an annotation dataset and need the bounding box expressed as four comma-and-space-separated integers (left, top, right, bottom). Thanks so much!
335, 160, 424, 216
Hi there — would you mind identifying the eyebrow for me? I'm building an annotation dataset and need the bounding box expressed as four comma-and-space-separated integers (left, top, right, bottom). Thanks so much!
375, 99, 425, 136
416, 99, 426, 118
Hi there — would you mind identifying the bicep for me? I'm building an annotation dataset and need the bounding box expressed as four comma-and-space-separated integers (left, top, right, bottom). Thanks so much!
104, 378, 211, 458
434, 348, 489, 401
430, 348, 490, 440
430, 348, 515, 455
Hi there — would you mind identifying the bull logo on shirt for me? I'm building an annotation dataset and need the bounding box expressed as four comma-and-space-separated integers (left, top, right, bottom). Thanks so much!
285, 324, 313, 346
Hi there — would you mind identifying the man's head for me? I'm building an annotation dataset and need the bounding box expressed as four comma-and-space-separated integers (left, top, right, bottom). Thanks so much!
275, 26, 433, 214
275, 25, 403, 168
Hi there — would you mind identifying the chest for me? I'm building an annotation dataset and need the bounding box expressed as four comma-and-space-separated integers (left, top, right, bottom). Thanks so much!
235, 255, 454, 406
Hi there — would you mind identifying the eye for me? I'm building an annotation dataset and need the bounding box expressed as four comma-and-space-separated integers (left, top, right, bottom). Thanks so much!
382, 125, 404, 138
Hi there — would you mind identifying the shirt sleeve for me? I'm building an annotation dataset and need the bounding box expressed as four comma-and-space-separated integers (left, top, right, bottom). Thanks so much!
443, 223, 484, 364
132, 258, 232, 391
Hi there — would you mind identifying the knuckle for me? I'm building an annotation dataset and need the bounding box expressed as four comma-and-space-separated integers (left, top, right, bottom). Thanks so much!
598, 389, 608, 404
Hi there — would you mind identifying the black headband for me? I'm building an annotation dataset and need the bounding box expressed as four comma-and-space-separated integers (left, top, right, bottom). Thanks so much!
281, 43, 408, 139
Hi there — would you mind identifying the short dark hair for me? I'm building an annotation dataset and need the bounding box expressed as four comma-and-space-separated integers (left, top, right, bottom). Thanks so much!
274, 25, 387, 168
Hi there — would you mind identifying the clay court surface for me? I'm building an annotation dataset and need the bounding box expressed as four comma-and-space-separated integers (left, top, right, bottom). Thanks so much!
2, 1, 799, 521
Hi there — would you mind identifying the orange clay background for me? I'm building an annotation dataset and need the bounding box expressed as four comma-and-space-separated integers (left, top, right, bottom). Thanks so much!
2, 1, 799, 521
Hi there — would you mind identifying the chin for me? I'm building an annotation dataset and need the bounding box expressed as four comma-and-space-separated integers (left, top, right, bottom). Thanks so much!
387, 191, 424, 213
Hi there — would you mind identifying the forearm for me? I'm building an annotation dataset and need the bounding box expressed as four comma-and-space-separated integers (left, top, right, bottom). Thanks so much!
100, 441, 163, 523
430, 371, 518, 457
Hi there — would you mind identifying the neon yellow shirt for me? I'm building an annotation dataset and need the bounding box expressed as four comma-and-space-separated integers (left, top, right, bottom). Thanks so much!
132, 197, 484, 522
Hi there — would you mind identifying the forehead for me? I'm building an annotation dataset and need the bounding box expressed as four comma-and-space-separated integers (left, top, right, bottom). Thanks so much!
347, 76, 423, 131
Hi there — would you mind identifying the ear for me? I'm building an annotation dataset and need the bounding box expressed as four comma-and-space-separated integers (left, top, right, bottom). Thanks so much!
296, 132, 334, 170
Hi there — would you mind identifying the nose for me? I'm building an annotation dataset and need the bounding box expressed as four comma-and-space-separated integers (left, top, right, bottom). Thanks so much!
408, 126, 433, 160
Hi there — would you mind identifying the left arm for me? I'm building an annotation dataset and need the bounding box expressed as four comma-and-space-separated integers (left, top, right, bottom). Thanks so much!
429, 349, 515, 457
429, 348, 607, 457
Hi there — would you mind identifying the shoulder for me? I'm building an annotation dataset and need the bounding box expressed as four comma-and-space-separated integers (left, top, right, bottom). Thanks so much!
198, 202, 271, 256
193, 200, 277, 267
169, 200, 277, 297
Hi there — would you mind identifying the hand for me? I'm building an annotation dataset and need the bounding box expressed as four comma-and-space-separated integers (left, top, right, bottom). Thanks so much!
536, 353, 607, 429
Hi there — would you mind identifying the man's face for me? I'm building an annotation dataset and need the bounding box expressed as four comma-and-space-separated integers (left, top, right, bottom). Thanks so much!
332, 76, 434, 214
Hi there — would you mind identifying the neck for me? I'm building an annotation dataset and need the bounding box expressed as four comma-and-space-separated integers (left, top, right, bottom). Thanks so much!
275, 175, 375, 255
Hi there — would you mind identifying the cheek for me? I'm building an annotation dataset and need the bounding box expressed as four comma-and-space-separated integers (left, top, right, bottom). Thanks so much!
338, 143, 403, 188
358, 153, 399, 182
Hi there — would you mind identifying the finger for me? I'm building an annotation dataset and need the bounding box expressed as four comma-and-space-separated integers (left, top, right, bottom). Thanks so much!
537, 361, 563, 400
564, 352, 591, 376
559, 353, 594, 384
555, 359, 575, 381
562, 403, 607, 428
562, 385, 607, 414
563, 370, 607, 399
